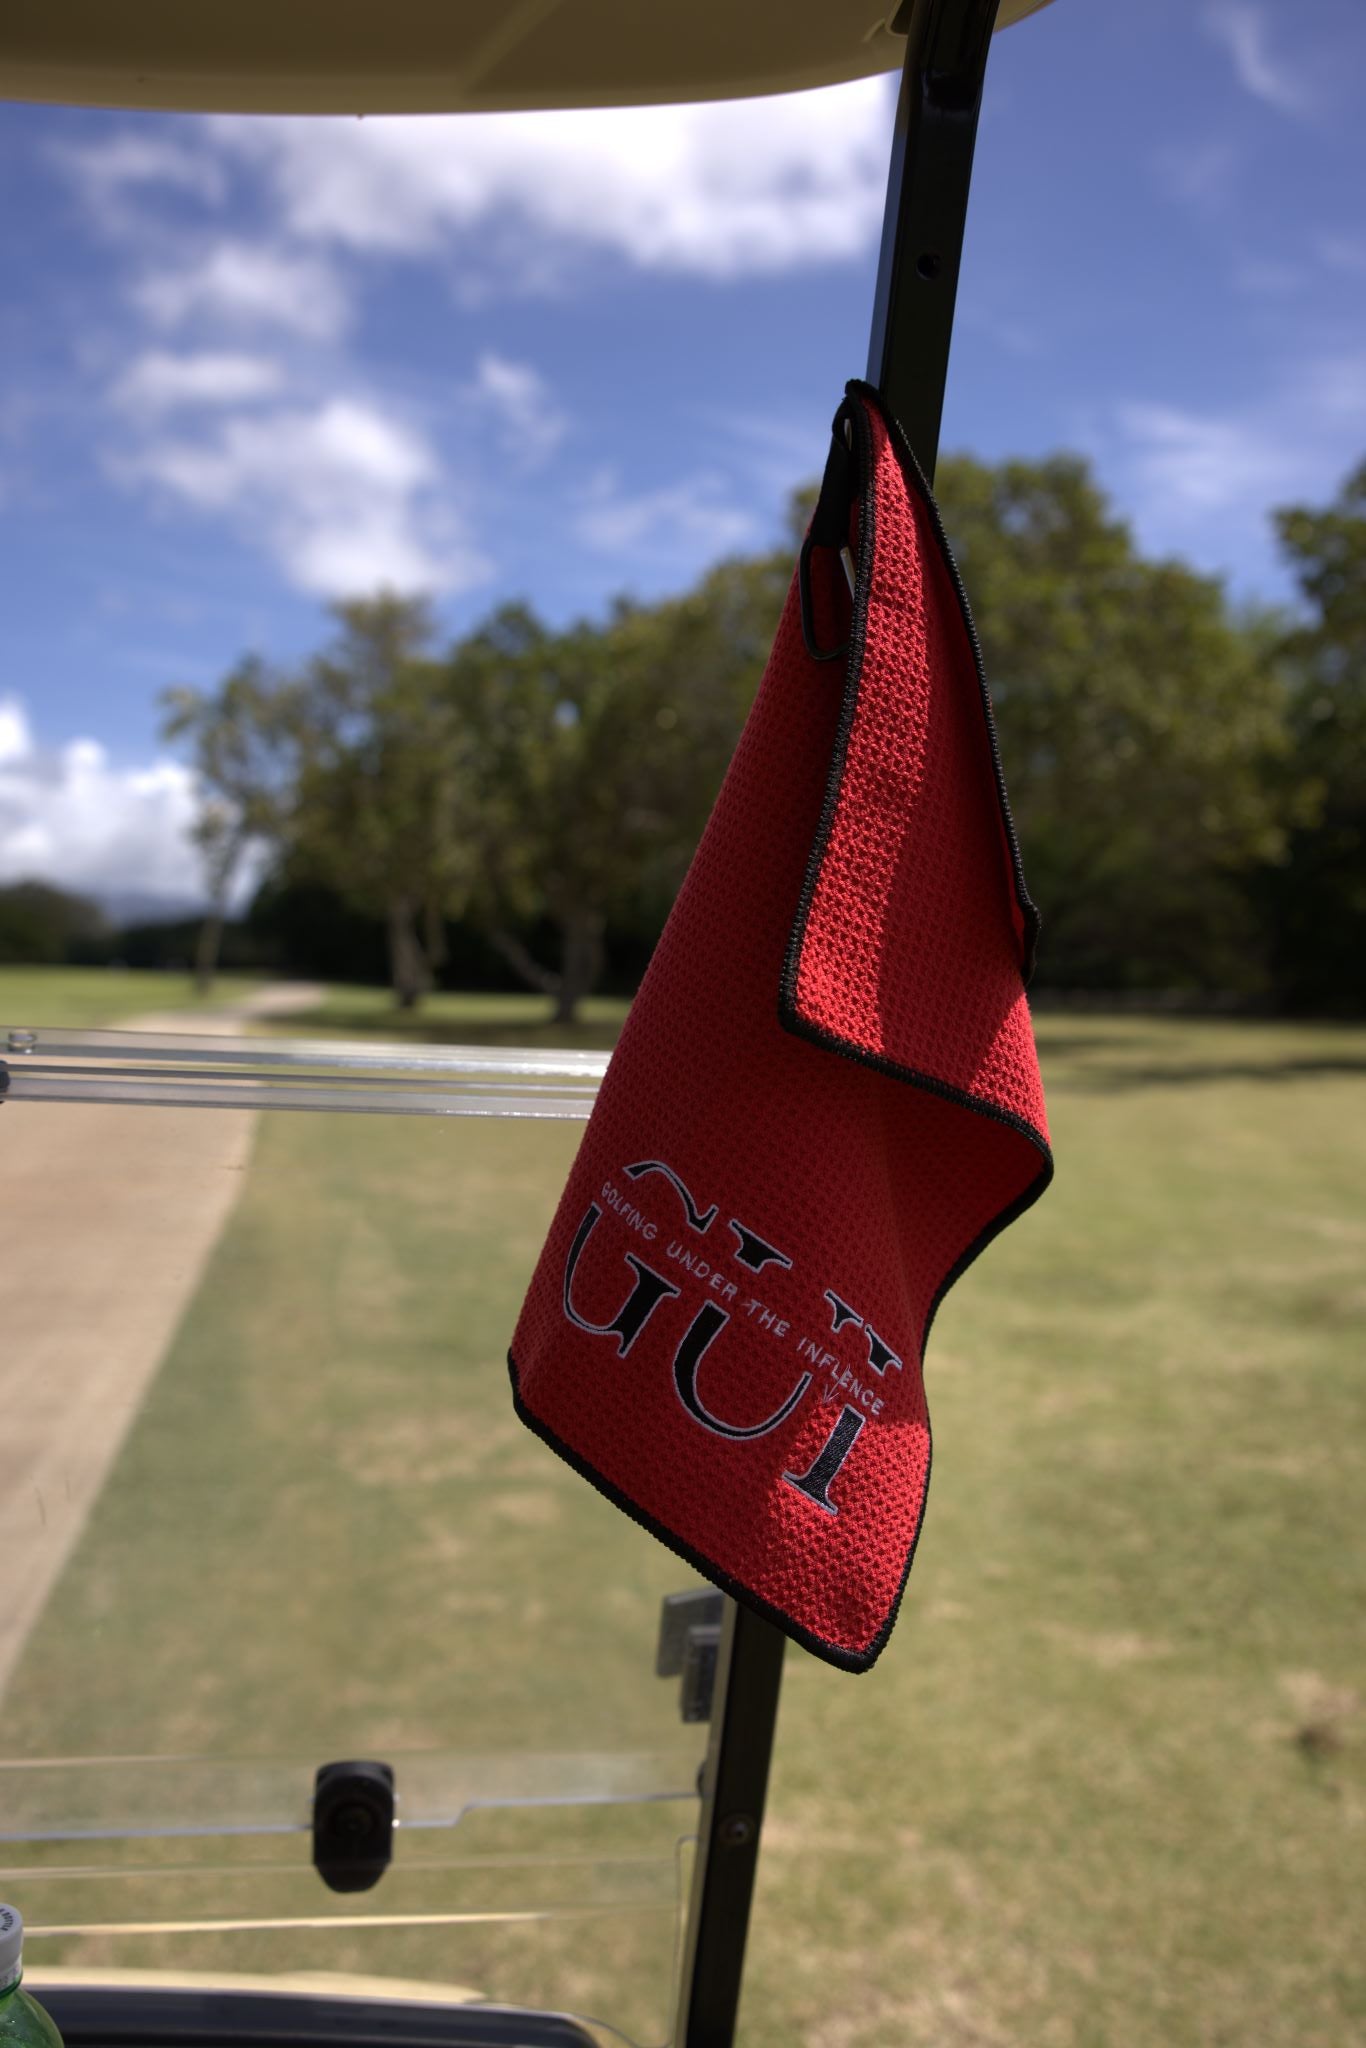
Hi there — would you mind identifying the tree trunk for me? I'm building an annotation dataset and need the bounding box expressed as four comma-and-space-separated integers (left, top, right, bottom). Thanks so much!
194, 909, 224, 995
489, 926, 560, 998
486, 912, 605, 1027
423, 894, 448, 974
552, 909, 605, 1029
387, 895, 433, 1010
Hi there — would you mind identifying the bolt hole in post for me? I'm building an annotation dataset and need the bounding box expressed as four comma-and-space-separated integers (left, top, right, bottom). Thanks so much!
916, 249, 942, 280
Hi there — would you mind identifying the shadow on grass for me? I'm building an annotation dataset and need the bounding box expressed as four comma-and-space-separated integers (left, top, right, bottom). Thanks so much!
281, 1002, 627, 1053
1054, 1054, 1366, 1092
1033, 1029, 1175, 1058
278, 995, 1366, 1085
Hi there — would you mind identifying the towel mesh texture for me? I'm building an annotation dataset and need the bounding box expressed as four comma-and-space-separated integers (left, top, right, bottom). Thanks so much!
510, 384, 1051, 1670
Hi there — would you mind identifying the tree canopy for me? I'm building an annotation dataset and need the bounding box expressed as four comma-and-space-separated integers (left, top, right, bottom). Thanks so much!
1262, 460, 1366, 1009
935, 453, 1291, 992
161, 447, 1362, 1018
0, 880, 107, 966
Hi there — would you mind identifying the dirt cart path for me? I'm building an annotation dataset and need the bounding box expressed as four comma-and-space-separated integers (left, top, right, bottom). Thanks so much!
0, 985, 323, 1697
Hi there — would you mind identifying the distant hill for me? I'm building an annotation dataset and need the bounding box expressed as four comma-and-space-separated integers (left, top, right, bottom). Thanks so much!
99, 888, 208, 926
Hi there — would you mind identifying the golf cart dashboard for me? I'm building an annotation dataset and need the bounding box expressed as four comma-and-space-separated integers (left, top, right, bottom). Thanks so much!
37, 1987, 599, 2048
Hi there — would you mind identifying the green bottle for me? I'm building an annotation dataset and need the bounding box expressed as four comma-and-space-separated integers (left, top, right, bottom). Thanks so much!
0, 1909, 63, 2048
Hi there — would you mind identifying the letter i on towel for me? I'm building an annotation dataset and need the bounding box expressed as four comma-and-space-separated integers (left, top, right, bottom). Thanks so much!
509, 382, 1052, 1672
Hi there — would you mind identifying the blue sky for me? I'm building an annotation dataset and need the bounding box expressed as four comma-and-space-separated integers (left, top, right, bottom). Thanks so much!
2, 0, 1364, 902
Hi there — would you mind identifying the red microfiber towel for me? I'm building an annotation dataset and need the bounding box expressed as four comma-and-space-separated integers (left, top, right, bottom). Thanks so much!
509, 382, 1052, 1671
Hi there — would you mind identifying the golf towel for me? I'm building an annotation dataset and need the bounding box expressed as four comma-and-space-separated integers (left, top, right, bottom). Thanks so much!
509, 382, 1052, 1671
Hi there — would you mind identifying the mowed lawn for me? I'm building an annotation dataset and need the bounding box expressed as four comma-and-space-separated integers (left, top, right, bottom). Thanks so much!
276, 981, 633, 1051
2, 993, 1362, 2046
0, 966, 262, 1027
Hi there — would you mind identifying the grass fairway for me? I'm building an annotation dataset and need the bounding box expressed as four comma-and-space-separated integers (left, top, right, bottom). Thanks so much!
3, 1012, 1363, 2045
276, 982, 632, 1051
0, 966, 262, 1028
749, 1014, 1366, 2048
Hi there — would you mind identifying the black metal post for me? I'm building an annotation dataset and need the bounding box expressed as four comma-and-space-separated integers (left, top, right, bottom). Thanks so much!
673, 1602, 786, 2047
673, 9, 1000, 2039
868, 0, 1003, 477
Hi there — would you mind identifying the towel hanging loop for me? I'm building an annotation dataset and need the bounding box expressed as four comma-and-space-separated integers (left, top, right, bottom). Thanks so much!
798, 403, 859, 664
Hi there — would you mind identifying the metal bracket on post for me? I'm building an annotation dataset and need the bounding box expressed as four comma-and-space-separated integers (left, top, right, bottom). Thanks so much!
658, 1589, 726, 1723
672, 1601, 786, 2048
869, 0, 1003, 478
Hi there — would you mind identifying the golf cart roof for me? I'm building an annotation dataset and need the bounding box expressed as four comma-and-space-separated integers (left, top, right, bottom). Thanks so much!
0, 0, 1052, 114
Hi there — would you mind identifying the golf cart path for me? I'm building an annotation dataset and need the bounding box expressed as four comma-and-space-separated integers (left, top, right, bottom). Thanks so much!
0, 983, 324, 1698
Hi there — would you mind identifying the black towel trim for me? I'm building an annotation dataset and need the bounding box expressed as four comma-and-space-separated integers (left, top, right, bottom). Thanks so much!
510, 382, 1054, 1674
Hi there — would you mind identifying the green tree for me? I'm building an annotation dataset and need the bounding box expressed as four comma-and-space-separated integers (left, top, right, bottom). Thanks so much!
451, 556, 785, 1025
167, 536, 785, 1025
166, 444, 1321, 1021
167, 597, 474, 1011
287, 597, 476, 1009
458, 552, 786, 1024
447, 601, 691, 1027
0, 880, 108, 965
933, 452, 1291, 992
161, 657, 300, 992
1266, 461, 1366, 1009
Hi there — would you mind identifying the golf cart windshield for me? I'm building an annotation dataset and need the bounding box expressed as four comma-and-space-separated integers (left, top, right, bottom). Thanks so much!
1, 1026, 708, 2046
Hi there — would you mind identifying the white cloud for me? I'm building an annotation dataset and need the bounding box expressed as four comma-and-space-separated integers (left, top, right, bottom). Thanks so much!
1118, 354, 1366, 520
1107, 351, 1366, 587
1202, 3, 1313, 119
0, 698, 33, 766
1308, 354, 1366, 424
133, 242, 350, 339
695, 405, 831, 517
1318, 233, 1366, 278
1230, 254, 1304, 298
1152, 137, 1240, 218
54, 132, 226, 233
60, 85, 890, 283
207, 79, 889, 280
576, 468, 758, 556
1116, 403, 1296, 516
112, 350, 284, 416
0, 699, 201, 898
124, 397, 489, 597
470, 353, 567, 467
54, 82, 890, 620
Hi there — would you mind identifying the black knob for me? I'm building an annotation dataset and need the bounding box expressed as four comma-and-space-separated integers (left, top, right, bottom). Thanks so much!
312, 1762, 395, 1894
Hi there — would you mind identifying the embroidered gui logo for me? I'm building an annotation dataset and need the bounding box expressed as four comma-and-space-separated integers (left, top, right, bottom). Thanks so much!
562, 1159, 903, 1516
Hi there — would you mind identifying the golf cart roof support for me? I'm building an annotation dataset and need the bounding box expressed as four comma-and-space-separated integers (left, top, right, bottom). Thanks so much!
673, 1604, 786, 2048
676, 6, 1001, 2041
870, 0, 1003, 472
